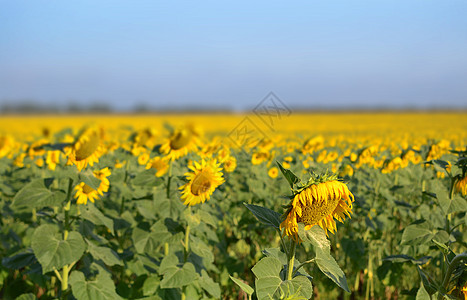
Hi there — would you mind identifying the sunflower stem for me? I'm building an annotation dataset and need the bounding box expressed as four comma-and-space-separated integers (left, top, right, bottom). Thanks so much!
167, 160, 173, 199
277, 229, 289, 257
184, 224, 191, 262
439, 252, 467, 299
61, 178, 73, 294
292, 258, 315, 277
287, 241, 296, 281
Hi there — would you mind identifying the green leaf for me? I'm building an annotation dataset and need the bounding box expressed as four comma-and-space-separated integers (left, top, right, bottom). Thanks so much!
314, 247, 350, 292
132, 169, 164, 186
279, 276, 313, 299
229, 276, 254, 296
415, 284, 430, 300
383, 255, 431, 265
12, 178, 66, 209
298, 224, 331, 253
142, 275, 160, 296
81, 203, 115, 235
132, 222, 171, 254
252, 257, 283, 279
255, 276, 282, 300
244, 203, 282, 230
86, 239, 123, 266
2, 248, 36, 269
79, 170, 101, 190
276, 161, 300, 188
31, 224, 85, 274
69, 270, 123, 300
16, 294, 37, 300
401, 223, 434, 245
190, 236, 214, 264
199, 270, 221, 298
160, 262, 198, 289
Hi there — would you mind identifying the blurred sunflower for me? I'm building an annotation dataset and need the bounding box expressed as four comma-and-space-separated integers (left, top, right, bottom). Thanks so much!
68, 127, 104, 171
454, 175, 467, 196
223, 156, 237, 173
180, 159, 224, 206
281, 173, 354, 240
268, 167, 279, 178
160, 127, 199, 161
46, 150, 61, 171
462, 282, 467, 300
0, 135, 14, 158
74, 167, 111, 205
146, 156, 169, 177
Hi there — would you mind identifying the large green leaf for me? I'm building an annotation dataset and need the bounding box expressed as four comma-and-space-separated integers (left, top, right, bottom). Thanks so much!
229, 276, 254, 296
244, 203, 282, 230
314, 247, 350, 293
298, 224, 331, 253
255, 276, 282, 300
297, 223, 349, 291
12, 178, 66, 209
252, 257, 283, 279
199, 270, 221, 298
278, 276, 313, 299
277, 161, 301, 189
69, 270, 123, 300
81, 203, 115, 235
401, 222, 434, 246
86, 239, 123, 266
31, 224, 86, 273
2, 248, 36, 269
159, 261, 198, 289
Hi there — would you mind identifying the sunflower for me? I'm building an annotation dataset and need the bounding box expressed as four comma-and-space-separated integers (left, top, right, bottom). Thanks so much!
0, 135, 14, 158
68, 127, 104, 171
160, 127, 199, 161
454, 175, 467, 196
74, 168, 111, 205
146, 156, 169, 177
462, 281, 467, 300
280, 174, 354, 240
268, 167, 279, 178
46, 150, 61, 171
179, 159, 224, 206
223, 156, 237, 173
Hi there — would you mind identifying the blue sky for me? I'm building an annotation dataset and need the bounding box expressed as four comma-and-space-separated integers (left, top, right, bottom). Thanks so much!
1, 1, 466, 111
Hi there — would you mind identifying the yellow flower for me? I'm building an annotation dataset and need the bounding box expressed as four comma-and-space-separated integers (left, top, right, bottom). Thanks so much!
146, 156, 169, 177
251, 152, 269, 165
68, 127, 104, 171
268, 167, 279, 178
35, 158, 44, 167
462, 281, 467, 300
14, 153, 26, 168
281, 177, 354, 240
223, 156, 237, 173
179, 159, 224, 206
74, 168, 111, 205
454, 175, 467, 196
138, 152, 150, 165
0, 135, 14, 158
46, 150, 61, 171
160, 127, 199, 161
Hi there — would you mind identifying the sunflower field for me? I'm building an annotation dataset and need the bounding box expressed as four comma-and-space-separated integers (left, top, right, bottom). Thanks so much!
0, 113, 466, 300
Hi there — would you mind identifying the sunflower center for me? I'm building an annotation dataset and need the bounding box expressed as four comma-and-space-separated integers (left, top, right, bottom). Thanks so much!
75, 132, 100, 161
82, 184, 95, 194
191, 171, 212, 196
299, 197, 340, 225
0, 138, 5, 149
169, 130, 192, 150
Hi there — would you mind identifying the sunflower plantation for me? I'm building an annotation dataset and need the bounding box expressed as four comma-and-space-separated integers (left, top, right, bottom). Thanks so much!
0, 113, 466, 300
